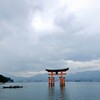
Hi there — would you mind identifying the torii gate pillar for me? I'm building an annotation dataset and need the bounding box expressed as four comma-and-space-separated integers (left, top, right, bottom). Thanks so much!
46, 68, 69, 87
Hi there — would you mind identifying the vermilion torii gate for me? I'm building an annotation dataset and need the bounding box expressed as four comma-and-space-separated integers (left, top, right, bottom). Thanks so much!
46, 68, 69, 87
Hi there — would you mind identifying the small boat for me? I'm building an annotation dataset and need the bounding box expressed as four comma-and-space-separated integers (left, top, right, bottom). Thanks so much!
3, 85, 23, 89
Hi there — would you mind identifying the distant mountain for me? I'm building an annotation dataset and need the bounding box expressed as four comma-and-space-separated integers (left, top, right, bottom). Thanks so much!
7, 75, 27, 82
26, 74, 48, 82
67, 71, 100, 82
0, 74, 13, 83
9, 74, 48, 82
10, 71, 100, 82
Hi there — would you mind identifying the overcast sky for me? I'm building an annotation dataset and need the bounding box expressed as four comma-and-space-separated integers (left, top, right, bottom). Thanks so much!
0, 0, 100, 77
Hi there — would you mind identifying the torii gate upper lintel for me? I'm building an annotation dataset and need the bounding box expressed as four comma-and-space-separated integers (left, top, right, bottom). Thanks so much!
46, 68, 69, 87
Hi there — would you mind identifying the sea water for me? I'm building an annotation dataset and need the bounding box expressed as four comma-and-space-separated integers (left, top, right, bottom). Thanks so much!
0, 82, 100, 100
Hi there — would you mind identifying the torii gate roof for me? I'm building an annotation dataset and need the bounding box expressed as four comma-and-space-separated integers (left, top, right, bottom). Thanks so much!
46, 68, 69, 72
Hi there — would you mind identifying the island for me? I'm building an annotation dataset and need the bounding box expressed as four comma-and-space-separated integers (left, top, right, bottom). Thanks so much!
0, 74, 13, 83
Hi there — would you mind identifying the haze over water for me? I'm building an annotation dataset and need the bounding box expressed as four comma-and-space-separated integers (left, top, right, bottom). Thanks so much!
0, 82, 100, 100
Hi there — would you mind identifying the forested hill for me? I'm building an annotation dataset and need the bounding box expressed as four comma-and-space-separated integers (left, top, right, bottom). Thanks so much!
0, 74, 13, 83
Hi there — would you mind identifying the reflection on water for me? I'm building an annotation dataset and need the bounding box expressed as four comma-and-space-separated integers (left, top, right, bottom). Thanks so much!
48, 87, 55, 100
60, 87, 66, 100
48, 86, 67, 100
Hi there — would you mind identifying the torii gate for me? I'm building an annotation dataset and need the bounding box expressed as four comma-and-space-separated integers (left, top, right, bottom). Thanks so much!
46, 68, 69, 87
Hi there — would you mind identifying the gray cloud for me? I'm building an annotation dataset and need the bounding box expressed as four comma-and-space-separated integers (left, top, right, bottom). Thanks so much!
0, 0, 100, 76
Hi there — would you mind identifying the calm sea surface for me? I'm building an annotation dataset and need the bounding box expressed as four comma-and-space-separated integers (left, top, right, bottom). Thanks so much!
0, 82, 100, 100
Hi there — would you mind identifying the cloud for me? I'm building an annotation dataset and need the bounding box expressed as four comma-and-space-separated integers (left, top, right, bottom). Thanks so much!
65, 59, 100, 73
0, 0, 100, 77
10, 70, 46, 77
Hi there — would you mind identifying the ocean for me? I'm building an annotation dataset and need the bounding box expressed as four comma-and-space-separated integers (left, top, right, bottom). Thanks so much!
0, 82, 100, 100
